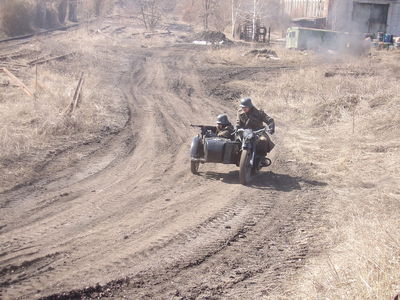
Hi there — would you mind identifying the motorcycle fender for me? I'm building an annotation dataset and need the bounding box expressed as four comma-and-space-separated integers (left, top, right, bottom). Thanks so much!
250, 150, 256, 166
242, 141, 252, 151
191, 136, 202, 158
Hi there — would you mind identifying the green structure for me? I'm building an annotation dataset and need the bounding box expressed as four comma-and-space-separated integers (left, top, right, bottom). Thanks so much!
286, 27, 343, 50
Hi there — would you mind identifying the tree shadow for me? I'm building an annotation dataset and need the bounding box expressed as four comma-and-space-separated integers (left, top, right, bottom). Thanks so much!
201, 170, 327, 192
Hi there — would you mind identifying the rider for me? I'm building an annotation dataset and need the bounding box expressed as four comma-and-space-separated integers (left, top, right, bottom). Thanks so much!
236, 98, 275, 164
216, 114, 234, 140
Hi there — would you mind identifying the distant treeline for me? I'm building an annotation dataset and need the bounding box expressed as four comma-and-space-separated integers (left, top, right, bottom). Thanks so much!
0, 0, 115, 37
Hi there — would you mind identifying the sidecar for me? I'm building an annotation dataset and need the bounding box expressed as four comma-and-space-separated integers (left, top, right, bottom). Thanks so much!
190, 136, 240, 174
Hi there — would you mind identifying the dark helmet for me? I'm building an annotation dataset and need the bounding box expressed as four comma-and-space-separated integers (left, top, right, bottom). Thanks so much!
240, 98, 253, 108
216, 114, 230, 125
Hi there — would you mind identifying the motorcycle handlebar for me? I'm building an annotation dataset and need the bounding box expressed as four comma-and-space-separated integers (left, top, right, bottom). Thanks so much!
190, 124, 215, 128
235, 127, 268, 134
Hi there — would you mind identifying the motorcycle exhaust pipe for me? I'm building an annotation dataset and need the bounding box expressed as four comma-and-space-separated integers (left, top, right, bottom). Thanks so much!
191, 158, 206, 163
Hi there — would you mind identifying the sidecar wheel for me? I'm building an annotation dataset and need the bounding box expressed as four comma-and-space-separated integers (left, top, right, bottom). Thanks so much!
191, 160, 200, 174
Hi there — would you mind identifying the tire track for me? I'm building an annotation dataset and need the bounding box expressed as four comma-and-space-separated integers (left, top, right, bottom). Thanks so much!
1, 24, 328, 300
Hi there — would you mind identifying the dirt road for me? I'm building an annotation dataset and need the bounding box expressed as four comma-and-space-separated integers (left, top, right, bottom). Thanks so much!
0, 19, 329, 300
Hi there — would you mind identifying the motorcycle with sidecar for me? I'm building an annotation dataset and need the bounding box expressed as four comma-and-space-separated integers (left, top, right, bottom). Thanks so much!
190, 124, 272, 185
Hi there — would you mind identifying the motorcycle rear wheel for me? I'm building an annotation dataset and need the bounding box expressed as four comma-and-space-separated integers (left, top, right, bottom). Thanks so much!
239, 149, 252, 185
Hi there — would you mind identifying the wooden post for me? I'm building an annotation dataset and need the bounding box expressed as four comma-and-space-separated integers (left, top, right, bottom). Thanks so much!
72, 72, 84, 112
268, 27, 271, 45
35, 62, 38, 99
232, 0, 235, 39
62, 72, 84, 115
252, 0, 257, 41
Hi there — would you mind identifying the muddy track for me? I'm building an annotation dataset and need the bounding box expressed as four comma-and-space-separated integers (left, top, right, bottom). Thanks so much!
1, 24, 328, 300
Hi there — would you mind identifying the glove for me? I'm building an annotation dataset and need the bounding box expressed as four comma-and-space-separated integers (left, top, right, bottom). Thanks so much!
268, 121, 275, 135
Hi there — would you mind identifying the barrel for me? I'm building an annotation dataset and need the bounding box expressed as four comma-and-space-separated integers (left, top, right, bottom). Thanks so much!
383, 34, 393, 44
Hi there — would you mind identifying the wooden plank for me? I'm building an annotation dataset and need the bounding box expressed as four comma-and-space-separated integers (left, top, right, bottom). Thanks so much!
28, 53, 74, 66
1, 67, 34, 97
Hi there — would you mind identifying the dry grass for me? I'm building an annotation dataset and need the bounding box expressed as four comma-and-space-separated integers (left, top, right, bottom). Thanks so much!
0, 13, 170, 192
206, 46, 400, 299
254, 50, 400, 299
0, 27, 128, 192
207, 44, 314, 66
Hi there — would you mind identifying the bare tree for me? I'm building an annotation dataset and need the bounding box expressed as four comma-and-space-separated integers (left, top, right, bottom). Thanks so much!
202, 0, 212, 30
139, 0, 161, 31
252, 0, 258, 41
68, 0, 78, 22
180, 0, 229, 32
231, 0, 242, 38
57, 0, 69, 24
202, 0, 231, 31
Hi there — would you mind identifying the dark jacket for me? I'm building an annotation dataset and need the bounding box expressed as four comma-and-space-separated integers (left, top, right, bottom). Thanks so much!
216, 124, 234, 140
236, 107, 274, 130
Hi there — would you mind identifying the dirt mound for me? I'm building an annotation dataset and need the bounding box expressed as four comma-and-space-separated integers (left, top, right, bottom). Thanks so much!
190, 31, 232, 44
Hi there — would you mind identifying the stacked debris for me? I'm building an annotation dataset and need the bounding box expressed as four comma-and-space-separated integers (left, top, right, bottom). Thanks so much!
244, 49, 279, 59
189, 31, 233, 45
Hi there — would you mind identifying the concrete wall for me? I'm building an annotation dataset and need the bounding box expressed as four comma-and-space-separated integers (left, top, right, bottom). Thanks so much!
387, 2, 400, 34
328, 0, 353, 31
328, 0, 400, 35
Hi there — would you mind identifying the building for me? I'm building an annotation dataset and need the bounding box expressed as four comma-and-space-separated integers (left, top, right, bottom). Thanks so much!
328, 0, 400, 35
282, 0, 400, 35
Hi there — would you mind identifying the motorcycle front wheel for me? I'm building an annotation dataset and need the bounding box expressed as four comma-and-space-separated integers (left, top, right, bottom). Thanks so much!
239, 149, 252, 185
191, 160, 200, 174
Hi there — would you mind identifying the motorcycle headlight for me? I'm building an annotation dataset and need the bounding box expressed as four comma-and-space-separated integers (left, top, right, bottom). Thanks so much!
243, 129, 254, 139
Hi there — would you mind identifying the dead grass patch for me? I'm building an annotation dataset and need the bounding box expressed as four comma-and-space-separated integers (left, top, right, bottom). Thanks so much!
207, 46, 400, 298
207, 45, 313, 67
0, 26, 129, 192
251, 51, 400, 299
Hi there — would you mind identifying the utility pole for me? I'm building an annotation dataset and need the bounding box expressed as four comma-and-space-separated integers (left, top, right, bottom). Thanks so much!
252, 0, 256, 41
304, 0, 314, 17
83, 0, 89, 32
232, 0, 235, 38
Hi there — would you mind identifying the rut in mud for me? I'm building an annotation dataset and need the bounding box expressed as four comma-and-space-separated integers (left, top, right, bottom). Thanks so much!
0, 20, 329, 300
